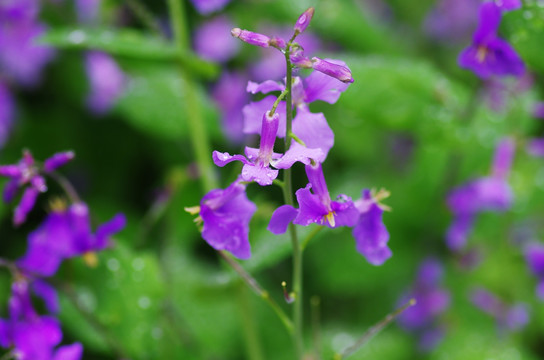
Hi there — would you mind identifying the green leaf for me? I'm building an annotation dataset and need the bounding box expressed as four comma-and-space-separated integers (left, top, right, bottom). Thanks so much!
39, 27, 219, 79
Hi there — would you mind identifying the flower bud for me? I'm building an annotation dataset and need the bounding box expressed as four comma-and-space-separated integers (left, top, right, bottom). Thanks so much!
311, 57, 354, 83
290, 49, 312, 69
294, 7, 315, 35
269, 36, 286, 49
231, 28, 270, 48
43, 151, 75, 173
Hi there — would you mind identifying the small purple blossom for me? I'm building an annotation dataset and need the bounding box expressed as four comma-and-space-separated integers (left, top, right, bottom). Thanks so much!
458, 2, 525, 79
196, 178, 256, 259
524, 243, 544, 300
189, 0, 231, 15
494, 0, 522, 11
311, 57, 354, 83
352, 190, 391, 265
85, 51, 126, 115
231, 28, 271, 48
446, 138, 515, 250
0, 81, 14, 148
294, 7, 315, 35
17, 202, 126, 276
268, 163, 359, 233
0, 150, 74, 226
194, 16, 240, 63
470, 287, 529, 332
424, 0, 480, 44
213, 111, 325, 185
398, 259, 450, 352
0, 0, 55, 87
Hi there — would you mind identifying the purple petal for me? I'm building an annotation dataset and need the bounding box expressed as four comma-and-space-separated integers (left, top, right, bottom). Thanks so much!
271, 141, 325, 170
416, 258, 444, 288
0, 164, 22, 177
31, 280, 59, 314
446, 213, 474, 251
504, 303, 529, 331
212, 151, 250, 167
268, 205, 298, 234
526, 138, 544, 157
294, 7, 314, 34
240, 163, 278, 186
292, 106, 334, 158
495, 0, 522, 11
243, 96, 286, 137
31, 175, 47, 192
492, 137, 515, 178
0, 319, 9, 347
85, 51, 126, 114
246, 80, 284, 94
194, 16, 240, 63
304, 163, 331, 208
311, 57, 354, 83
474, 2, 502, 43
330, 199, 359, 227
53, 343, 84, 360
258, 111, 279, 158
353, 203, 391, 265
13, 316, 62, 360
43, 151, 75, 173
525, 243, 544, 278
94, 213, 126, 250
200, 180, 256, 259
303, 60, 350, 104
189, 0, 231, 15
0, 81, 14, 148
13, 186, 39, 226
292, 184, 330, 226
231, 28, 270, 48
3, 178, 19, 203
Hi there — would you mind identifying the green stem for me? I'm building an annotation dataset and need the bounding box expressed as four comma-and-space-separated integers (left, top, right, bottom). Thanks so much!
219, 251, 294, 333
125, 0, 163, 37
270, 88, 289, 116
283, 43, 304, 359
167, 0, 217, 192
301, 226, 324, 250
236, 283, 265, 360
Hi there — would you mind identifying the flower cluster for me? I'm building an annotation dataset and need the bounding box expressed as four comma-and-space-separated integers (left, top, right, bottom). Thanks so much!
470, 287, 529, 332
188, 7, 392, 265
458, 1, 524, 79
446, 138, 515, 251
397, 259, 450, 351
0, 150, 126, 359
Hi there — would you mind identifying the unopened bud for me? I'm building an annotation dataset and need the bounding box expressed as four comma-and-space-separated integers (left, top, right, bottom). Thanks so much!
311, 57, 354, 83
231, 28, 270, 48
291, 49, 313, 69
269, 36, 286, 49
43, 151, 75, 173
294, 7, 315, 35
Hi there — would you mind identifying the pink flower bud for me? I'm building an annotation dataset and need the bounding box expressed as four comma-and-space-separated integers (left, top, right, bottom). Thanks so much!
294, 7, 315, 34
311, 57, 354, 83
231, 28, 270, 48
290, 49, 312, 69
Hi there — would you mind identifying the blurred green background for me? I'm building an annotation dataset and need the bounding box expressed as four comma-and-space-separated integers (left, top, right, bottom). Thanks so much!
1, 0, 544, 359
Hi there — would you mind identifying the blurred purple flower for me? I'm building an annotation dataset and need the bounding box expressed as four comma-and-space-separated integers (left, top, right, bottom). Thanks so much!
0, 81, 14, 148
533, 102, 544, 119
446, 138, 515, 251
85, 51, 126, 115
75, 0, 101, 24
268, 163, 359, 233
197, 178, 256, 259
424, 0, 480, 44
0, 281, 83, 360
194, 16, 240, 63
524, 243, 544, 300
470, 287, 529, 332
213, 111, 325, 186
458, 2, 525, 79
398, 259, 450, 351
353, 190, 391, 265
0, 150, 74, 226
0, 0, 55, 87
494, 0, 522, 11
17, 202, 126, 276
189, 0, 231, 15
526, 138, 544, 158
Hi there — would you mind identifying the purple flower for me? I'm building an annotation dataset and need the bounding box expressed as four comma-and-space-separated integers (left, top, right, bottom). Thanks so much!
0, 150, 74, 226
195, 178, 256, 259
398, 259, 450, 351
524, 243, 544, 300
446, 138, 515, 250
243, 69, 350, 158
0, 0, 55, 86
352, 190, 391, 265
194, 16, 240, 63
527, 138, 544, 158
458, 2, 525, 79
0, 281, 83, 360
231, 28, 271, 48
424, 0, 480, 44
211, 71, 250, 143
213, 111, 325, 185
0, 80, 14, 148
294, 7, 315, 35
189, 0, 231, 15
533, 102, 544, 119
311, 57, 354, 84
494, 0, 522, 11
85, 51, 126, 114
470, 287, 529, 332
17, 202, 126, 276
268, 163, 359, 233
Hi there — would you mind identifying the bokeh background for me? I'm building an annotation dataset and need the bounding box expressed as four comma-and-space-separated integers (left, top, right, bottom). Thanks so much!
1, 0, 544, 359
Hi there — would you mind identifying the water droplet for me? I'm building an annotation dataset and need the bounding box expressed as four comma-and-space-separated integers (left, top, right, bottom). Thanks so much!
107, 258, 120, 272
77, 289, 97, 311
132, 258, 145, 271
68, 30, 86, 44
138, 296, 151, 309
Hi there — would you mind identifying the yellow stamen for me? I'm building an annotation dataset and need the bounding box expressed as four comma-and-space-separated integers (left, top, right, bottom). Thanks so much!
371, 188, 392, 212
476, 46, 488, 63
184, 206, 201, 215
83, 252, 98, 267
325, 212, 336, 227
49, 197, 67, 212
